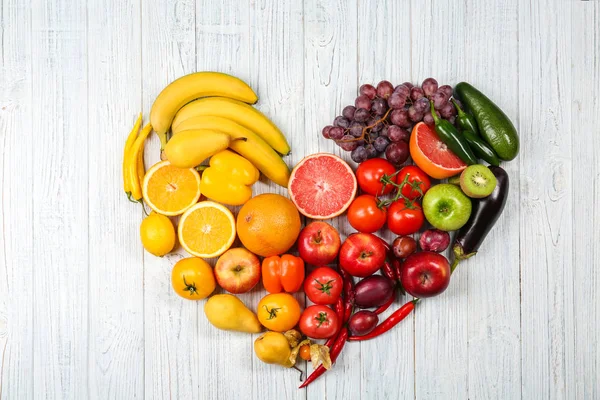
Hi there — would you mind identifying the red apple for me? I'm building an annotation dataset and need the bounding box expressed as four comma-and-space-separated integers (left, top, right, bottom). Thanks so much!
400, 251, 450, 298
298, 221, 341, 265
339, 233, 386, 277
214, 248, 261, 294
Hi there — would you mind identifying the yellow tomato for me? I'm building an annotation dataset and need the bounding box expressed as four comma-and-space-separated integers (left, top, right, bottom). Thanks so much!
257, 293, 301, 332
171, 257, 215, 300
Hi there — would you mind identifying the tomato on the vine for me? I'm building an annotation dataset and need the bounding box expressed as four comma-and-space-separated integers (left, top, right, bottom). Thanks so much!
387, 199, 424, 235
397, 165, 431, 200
299, 305, 340, 339
356, 158, 397, 196
304, 267, 343, 305
347, 194, 387, 233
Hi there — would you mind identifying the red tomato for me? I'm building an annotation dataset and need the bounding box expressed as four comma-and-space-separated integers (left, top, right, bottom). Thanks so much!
299, 305, 340, 339
304, 267, 343, 305
397, 165, 431, 199
356, 158, 397, 196
347, 194, 387, 233
387, 199, 424, 235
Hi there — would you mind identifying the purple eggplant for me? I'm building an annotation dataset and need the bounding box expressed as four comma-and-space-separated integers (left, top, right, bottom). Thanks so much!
452, 166, 509, 270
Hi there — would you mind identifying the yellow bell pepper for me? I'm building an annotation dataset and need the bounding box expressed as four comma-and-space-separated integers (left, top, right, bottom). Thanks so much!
201, 150, 260, 205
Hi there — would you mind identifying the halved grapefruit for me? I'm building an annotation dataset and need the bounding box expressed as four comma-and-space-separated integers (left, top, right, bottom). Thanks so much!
288, 153, 357, 219
410, 122, 467, 179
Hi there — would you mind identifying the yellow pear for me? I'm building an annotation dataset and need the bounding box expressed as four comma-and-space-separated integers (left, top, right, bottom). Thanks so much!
254, 332, 293, 367
204, 294, 262, 333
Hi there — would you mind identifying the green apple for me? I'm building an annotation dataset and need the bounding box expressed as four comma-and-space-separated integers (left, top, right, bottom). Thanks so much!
423, 184, 472, 231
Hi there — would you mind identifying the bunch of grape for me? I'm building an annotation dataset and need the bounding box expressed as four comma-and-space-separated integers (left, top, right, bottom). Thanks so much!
321, 78, 459, 165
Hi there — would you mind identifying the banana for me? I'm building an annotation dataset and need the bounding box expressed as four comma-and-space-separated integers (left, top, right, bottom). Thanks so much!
173, 116, 290, 187
123, 113, 142, 196
127, 123, 153, 201
172, 97, 291, 155
149, 72, 258, 149
164, 129, 231, 168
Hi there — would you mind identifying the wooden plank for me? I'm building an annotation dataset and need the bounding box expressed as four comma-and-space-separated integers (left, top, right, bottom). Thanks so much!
30, 0, 89, 397
303, 0, 359, 398
141, 0, 200, 399
355, 1, 414, 399
246, 1, 307, 399
518, 0, 575, 398
0, 1, 33, 398
459, 1, 522, 399
409, 1, 469, 398
86, 0, 145, 398
571, 1, 600, 399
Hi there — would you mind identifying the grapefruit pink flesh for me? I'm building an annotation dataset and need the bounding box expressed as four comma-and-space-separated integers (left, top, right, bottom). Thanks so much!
289, 154, 357, 219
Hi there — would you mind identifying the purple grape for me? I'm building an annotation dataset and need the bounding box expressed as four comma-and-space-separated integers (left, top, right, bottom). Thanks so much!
408, 106, 424, 122
334, 115, 351, 128
423, 111, 436, 126
372, 98, 388, 115
342, 105, 356, 120
413, 97, 429, 113
438, 85, 453, 98
360, 84, 377, 100
390, 109, 411, 128
354, 108, 370, 122
432, 92, 447, 110
379, 125, 389, 138
440, 102, 456, 119
393, 85, 410, 100
452, 98, 462, 110
365, 144, 378, 159
388, 125, 410, 143
400, 82, 414, 90
329, 126, 345, 140
322, 125, 333, 139
410, 87, 425, 101
385, 141, 409, 165
447, 116, 457, 125
351, 146, 368, 163
349, 121, 365, 137
355, 94, 372, 110
376, 80, 394, 99
367, 117, 384, 132
373, 136, 390, 152
337, 135, 358, 151
388, 93, 406, 109
421, 78, 438, 97
369, 131, 379, 140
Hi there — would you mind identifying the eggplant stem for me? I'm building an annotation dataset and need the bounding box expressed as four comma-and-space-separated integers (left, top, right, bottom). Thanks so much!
450, 258, 460, 274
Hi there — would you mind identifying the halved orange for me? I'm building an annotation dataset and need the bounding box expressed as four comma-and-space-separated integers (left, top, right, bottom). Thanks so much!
178, 201, 236, 258
142, 160, 201, 216
409, 122, 467, 179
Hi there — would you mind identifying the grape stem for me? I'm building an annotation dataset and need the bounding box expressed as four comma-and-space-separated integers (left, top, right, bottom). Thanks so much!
338, 108, 393, 144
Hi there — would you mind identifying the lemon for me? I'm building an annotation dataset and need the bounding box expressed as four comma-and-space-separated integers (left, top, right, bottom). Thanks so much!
140, 212, 176, 256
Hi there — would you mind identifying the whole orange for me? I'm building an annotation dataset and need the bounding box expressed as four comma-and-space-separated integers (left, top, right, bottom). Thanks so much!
237, 193, 301, 257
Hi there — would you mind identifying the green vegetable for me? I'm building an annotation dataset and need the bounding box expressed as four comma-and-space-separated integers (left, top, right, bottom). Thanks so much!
429, 101, 477, 165
454, 82, 519, 161
452, 98, 479, 136
461, 130, 500, 166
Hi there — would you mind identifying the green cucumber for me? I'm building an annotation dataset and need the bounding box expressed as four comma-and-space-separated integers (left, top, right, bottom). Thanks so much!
455, 82, 519, 161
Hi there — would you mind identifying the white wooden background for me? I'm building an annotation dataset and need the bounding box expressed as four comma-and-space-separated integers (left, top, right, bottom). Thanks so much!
0, 0, 598, 399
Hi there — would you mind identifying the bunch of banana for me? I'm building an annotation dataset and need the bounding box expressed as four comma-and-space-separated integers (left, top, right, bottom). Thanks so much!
149, 71, 291, 187
122, 113, 153, 202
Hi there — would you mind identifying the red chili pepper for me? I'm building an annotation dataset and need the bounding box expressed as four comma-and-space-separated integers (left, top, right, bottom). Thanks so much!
334, 297, 344, 322
348, 299, 417, 341
377, 236, 391, 254
374, 293, 395, 315
380, 261, 397, 281
391, 258, 405, 295
339, 268, 355, 322
299, 327, 349, 388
